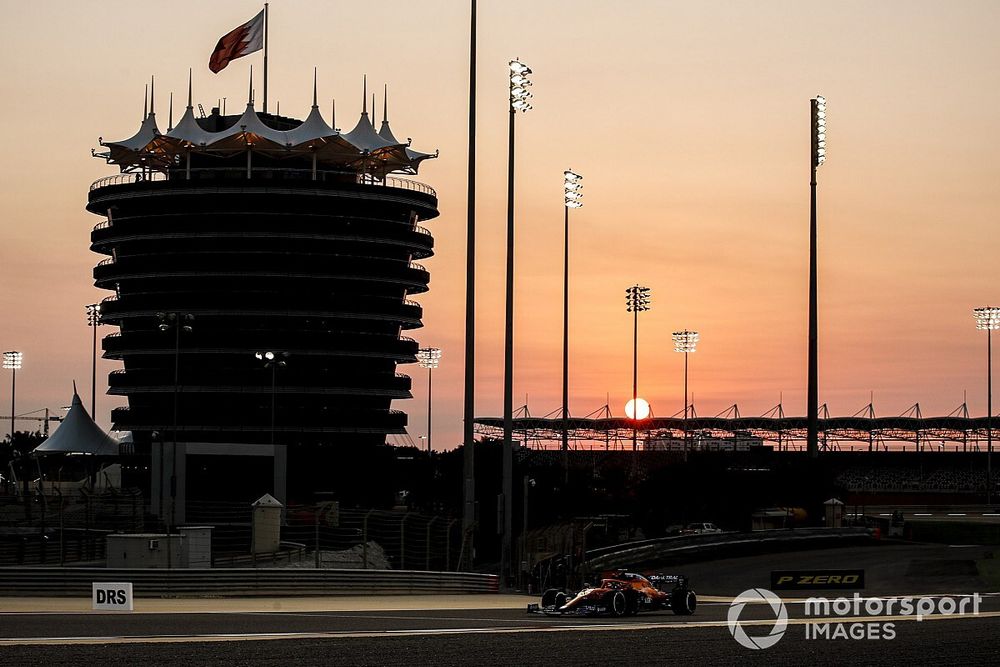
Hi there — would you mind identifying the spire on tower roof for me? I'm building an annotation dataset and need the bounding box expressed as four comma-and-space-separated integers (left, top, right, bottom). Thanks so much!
187, 68, 193, 109
362, 75, 367, 115
378, 84, 401, 144
168, 92, 174, 131
312, 67, 318, 108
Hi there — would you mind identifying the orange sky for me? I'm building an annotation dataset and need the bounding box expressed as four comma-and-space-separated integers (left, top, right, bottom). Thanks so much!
0, 1, 998, 450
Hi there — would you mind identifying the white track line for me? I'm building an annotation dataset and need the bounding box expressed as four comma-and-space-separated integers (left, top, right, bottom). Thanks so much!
1, 611, 998, 646
0, 593, 994, 616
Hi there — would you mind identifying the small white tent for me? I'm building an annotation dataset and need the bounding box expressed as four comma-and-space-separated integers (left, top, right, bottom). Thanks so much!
33, 391, 119, 457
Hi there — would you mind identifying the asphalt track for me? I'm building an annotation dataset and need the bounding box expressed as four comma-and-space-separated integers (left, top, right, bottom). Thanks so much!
0, 543, 997, 665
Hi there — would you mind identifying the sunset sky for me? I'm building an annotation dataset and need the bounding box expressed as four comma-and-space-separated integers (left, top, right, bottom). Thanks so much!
0, 1, 998, 450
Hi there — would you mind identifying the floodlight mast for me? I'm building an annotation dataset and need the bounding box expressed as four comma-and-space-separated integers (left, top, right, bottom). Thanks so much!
3, 351, 24, 515
86, 304, 103, 417
462, 0, 477, 568
501, 58, 532, 588
561, 169, 583, 483
672, 330, 699, 450
808, 95, 826, 458
157, 311, 193, 569
625, 286, 651, 454
416, 347, 442, 453
254, 349, 288, 449
3, 351, 23, 442
974, 306, 1000, 504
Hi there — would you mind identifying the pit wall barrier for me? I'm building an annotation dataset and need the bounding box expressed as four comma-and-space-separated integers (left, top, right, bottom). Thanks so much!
584, 527, 875, 572
0, 568, 500, 597
904, 521, 1000, 545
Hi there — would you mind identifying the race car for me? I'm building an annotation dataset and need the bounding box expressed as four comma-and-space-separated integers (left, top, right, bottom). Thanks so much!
527, 570, 696, 617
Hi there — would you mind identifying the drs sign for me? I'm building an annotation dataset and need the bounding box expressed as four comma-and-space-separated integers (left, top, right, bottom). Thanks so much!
92, 582, 134, 611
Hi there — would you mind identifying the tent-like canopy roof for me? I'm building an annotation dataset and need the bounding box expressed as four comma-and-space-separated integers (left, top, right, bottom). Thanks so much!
33, 392, 120, 457
95, 74, 437, 176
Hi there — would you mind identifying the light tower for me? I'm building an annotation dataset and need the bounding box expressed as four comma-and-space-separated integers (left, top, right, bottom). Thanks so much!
462, 0, 479, 567
416, 347, 441, 453
254, 351, 289, 447
86, 304, 102, 417
807, 94, 827, 458
3, 351, 23, 441
974, 306, 1000, 504
672, 330, 699, 449
3, 351, 25, 515
625, 286, 651, 452
561, 169, 583, 481
501, 58, 532, 587
158, 311, 192, 546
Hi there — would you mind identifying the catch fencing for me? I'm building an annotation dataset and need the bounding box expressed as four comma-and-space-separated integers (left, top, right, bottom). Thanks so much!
0, 567, 499, 597
0, 494, 463, 571
192, 500, 463, 571
0, 490, 142, 565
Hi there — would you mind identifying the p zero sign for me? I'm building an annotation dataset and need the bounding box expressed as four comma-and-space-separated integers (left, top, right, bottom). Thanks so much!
92, 582, 134, 611
770, 569, 865, 590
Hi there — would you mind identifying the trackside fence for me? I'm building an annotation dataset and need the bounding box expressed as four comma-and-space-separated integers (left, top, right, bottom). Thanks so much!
190, 501, 462, 571
0, 490, 143, 565
0, 495, 463, 571
0, 567, 499, 597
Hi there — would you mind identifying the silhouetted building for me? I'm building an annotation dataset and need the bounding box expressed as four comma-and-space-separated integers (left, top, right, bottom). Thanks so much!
88, 77, 438, 519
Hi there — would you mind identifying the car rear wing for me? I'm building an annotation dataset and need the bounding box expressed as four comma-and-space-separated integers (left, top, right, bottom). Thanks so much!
649, 574, 689, 590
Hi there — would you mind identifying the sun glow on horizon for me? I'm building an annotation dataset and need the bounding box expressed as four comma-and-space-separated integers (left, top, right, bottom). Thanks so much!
624, 398, 651, 420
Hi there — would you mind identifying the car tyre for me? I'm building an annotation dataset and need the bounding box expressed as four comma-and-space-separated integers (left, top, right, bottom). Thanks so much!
608, 590, 627, 617
625, 590, 640, 616
554, 592, 568, 609
670, 588, 697, 615
541, 589, 561, 608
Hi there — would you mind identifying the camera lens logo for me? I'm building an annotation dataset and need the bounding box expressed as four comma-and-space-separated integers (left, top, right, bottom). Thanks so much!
728, 588, 788, 650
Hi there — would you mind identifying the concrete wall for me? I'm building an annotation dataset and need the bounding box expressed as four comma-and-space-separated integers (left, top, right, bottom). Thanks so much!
905, 520, 1000, 545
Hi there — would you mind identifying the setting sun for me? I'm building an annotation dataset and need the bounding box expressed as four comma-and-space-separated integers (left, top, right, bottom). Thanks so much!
624, 398, 651, 420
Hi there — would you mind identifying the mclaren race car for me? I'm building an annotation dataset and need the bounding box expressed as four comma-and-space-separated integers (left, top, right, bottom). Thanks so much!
528, 570, 696, 617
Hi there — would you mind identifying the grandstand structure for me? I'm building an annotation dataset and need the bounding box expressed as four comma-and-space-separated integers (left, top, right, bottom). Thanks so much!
835, 465, 988, 493
475, 401, 997, 452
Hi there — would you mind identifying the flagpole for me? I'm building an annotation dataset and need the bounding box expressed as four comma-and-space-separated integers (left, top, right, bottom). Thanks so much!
263, 3, 269, 114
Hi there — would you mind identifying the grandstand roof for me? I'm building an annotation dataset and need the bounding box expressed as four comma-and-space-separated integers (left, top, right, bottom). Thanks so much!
475, 414, 999, 450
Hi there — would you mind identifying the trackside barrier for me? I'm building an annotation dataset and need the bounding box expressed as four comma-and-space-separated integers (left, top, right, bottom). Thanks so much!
584, 527, 875, 572
0, 568, 499, 598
